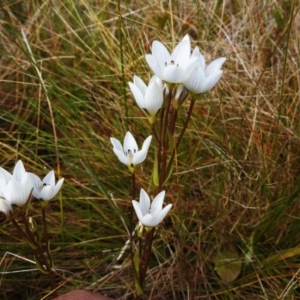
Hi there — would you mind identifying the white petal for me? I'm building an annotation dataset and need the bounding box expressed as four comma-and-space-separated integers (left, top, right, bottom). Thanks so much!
0, 198, 12, 215
123, 132, 138, 154
113, 148, 129, 165
145, 41, 171, 79
0, 167, 12, 183
191, 47, 205, 70
28, 172, 42, 199
149, 75, 162, 88
13, 160, 26, 181
133, 75, 147, 95
55, 178, 64, 193
4, 174, 32, 206
110, 137, 123, 152
184, 65, 206, 93
170, 39, 191, 68
140, 213, 156, 227
182, 34, 190, 42
129, 82, 146, 110
145, 54, 162, 79
151, 40, 171, 69
156, 204, 172, 224
139, 188, 150, 215
132, 200, 144, 222
132, 135, 152, 165
150, 190, 165, 215
144, 81, 163, 115
163, 65, 185, 83
132, 149, 148, 165
201, 71, 223, 93
205, 57, 226, 76
183, 56, 199, 77
41, 178, 64, 201
40, 186, 56, 201
0, 171, 11, 198
141, 135, 152, 152
43, 170, 55, 186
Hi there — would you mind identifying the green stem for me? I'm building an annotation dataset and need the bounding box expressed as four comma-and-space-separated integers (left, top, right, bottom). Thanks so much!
130, 173, 141, 298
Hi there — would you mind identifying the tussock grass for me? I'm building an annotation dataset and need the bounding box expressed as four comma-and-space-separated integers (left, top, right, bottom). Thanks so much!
0, 0, 300, 299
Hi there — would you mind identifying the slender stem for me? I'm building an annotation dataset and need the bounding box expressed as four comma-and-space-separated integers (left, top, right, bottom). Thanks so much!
138, 228, 155, 286
130, 173, 141, 298
157, 107, 165, 177
10, 216, 31, 242
169, 107, 178, 135
165, 99, 196, 180
160, 92, 173, 187
150, 124, 160, 146
20, 210, 57, 295
41, 206, 53, 268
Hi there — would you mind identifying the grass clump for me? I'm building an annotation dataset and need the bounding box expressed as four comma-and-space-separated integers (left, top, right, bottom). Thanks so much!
0, 0, 300, 299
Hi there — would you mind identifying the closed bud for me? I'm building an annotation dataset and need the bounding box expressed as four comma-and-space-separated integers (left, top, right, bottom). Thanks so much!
28, 216, 38, 233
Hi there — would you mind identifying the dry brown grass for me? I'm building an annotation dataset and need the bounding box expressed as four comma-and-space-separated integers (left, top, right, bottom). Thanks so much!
0, 0, 300, 299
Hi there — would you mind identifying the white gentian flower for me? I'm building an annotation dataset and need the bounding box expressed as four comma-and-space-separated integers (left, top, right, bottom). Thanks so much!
129, 75, 163, 123
145, 35, 197, 84
0, 160, 33, 207
110, 132, 152, 173
132, 188, 172, 227
29, 170, 64, 201
0, 198, 12, 215
183, 47, 226, 94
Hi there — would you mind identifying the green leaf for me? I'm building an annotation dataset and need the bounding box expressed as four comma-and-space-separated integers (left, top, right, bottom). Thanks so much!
213, 250, 242, 284
163, 162, 173, 186
152, 151, 159, 187
133, 249, 140, 274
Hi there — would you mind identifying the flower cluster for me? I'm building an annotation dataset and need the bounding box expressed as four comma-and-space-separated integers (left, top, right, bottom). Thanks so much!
128, 35, 226, 118
109, 35, 226, 294
110, 35, 225, 227
145, 34, 226, 94
0, 160, 64, 215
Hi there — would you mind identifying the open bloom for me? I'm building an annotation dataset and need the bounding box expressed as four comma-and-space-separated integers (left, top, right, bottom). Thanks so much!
110, 132, 152, 173
0, 160, 33, 207
183, 47, 226, 94
129, 75, 163, 123
132, 189, 172, 227
145, 35, 197, 84
29, 170, 64, 201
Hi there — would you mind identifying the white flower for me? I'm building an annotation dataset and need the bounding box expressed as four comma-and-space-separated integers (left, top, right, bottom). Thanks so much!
129, 75, 163, 123
110, 132, 152, 172
132, 188, 172, 227
0, 160, 33, 207
29, 170, 64, 201
145, 35, 197, 84
0, 198, 12, 215
183, 47, 226, 94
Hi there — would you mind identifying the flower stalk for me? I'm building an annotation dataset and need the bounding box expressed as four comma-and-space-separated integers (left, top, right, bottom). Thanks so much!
110, 33, 225, 299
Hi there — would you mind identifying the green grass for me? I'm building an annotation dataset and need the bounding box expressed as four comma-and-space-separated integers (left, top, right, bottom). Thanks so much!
1, 0, 300, 299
